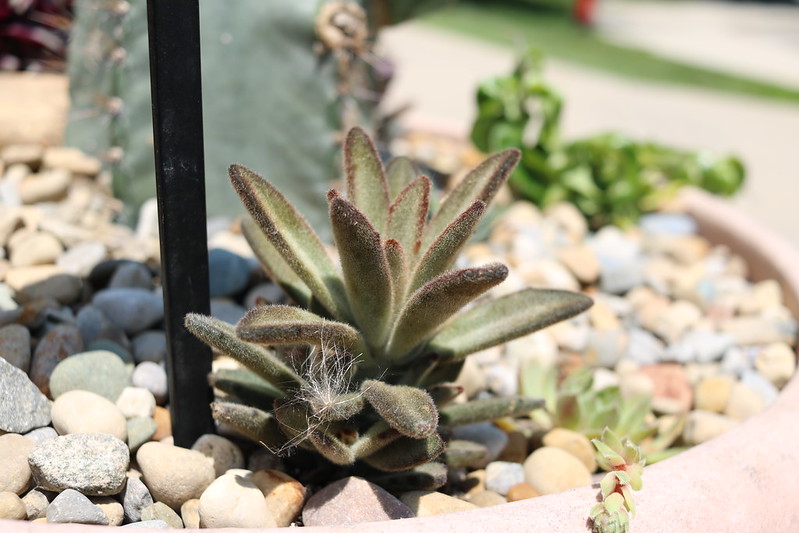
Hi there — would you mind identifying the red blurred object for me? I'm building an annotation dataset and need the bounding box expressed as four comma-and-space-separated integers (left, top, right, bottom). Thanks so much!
573, 0, 596, 26
0, 0, 73, 71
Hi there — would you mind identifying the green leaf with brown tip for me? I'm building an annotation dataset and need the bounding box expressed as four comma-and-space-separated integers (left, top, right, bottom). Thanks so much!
386, 175, 430, 258
427, 383, 464, 407
409, 200, 485, 292
328, 192, 392, 348
345, 127, 390, 233
236, 305, 365, 355
386, 263, 509, 363
240, 217, 311, 308
185, 313, 302, 391
361, 380, 438, 438
210, 402, 287, 450
362, 433, 445, 472
422, 148, 520, 249
351, 421, 402, 459
386, 156, 420, 201
438, 396, 545, 427
426, 288, 594, 362
228, 164, 350, 321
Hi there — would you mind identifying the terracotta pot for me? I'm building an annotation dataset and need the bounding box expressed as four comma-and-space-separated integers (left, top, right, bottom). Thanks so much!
4, 191, 798, 533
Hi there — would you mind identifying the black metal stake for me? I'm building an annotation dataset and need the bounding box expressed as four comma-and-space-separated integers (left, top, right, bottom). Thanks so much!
146, 0, 214, 446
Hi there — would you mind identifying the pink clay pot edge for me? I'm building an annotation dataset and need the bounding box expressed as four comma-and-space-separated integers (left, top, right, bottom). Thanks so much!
3, 187, 798, 533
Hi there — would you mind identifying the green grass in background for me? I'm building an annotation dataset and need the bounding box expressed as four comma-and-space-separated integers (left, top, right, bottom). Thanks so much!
421, 0, 799, 104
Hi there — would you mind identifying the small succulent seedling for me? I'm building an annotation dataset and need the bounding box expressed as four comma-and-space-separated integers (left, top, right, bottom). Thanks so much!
590, 428, 645, 533
520, 363, 687, 463
186, 127, 592, 485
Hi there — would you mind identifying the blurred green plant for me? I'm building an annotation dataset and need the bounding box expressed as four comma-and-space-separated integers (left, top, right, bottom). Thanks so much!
471, 50, 746, 229
590, 428, 645, 533
520, 362, 688, 464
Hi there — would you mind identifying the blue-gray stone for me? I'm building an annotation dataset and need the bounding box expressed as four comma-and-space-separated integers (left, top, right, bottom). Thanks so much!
108, 261, 154, 290
0, 356, 51, 432
47, 488, 109, 525
49, 350, 132, 401
76, 304, 130, 349
451, 422, 509, 465
127, 416, 157, 452
120, 475, 154, 522
0, 323, 31, 371
624, 328, 665, 365
209, 248, 252, 298
86, 339, 134, 367
131, 330, 167, 364
92, 288, 164, 335
210, 297, 247, 325
639, 213, 697, 236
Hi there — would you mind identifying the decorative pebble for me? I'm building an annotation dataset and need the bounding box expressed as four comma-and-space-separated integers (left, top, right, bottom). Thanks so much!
136, 441, 215, 510
131, 330, 167, 364
21, 488, 52, 520
451, 422, 509, 466
92, 496, 124, 526
120, 475, 154, 523
180, 499, 200, 529
121, 520, 170, 529
755, 342, 796, 389
18, 169, 72, 204
0, 491, 28, 520
56, 241, 107, 277
132, 361, 168, 404
507, 482, 540, 502
29, 433, 129, 496
51, 390, 128, 440
49, 349, 131, 401
5, 265, 82, 304
116, 387, 156, 419
76, 305, 129, 350
210, 297, 248, 324
468, 490, 507, 507
28, 323, 83, 397
401, 490, 479, 516
724, 381, 766, 421
46, 488, 109, 525
151, 406, 172, 440
557, 244, 600, 284
741, 369, 780, 405
0, 434, 36, 494
87, 339, 134, 366
484, 461, 525, 496
198, 470, 275, 528
141, 501, 184, 529
9, 231, 63, 268
682, 410, 738, 445
127, 416, 158, 452
42, 146, 102, 176
251, 469, 306, 527
108, 262, 154, 290
541, 427, 597, 472
0, 357, 51, 433
0, 323, 31, 371
92, 288, 164, 335
523, 446, 592, 495
191, 433, 245, 477
23, 427, 58, 446
638, 363, 693, 413
694, 375, 735, 413
303, 477, 413, 526
208, 248, 253, 298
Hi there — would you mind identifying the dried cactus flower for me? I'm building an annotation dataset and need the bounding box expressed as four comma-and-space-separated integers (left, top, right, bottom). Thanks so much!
186, 127, 592, 484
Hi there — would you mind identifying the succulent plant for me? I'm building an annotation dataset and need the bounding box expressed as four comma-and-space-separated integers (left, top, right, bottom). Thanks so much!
185, 127, 592, 484
520, 363, 688, 463
589, 428, 646, 533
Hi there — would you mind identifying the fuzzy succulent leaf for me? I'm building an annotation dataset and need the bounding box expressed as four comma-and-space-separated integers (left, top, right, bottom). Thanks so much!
309, 426, 356, 465
409, 200, 486, 292
427, 383, 464, 407
273, 399, 312, 442
384, 239, 409, 314
328, 191, 393, 348
362, 433, 445, 472
184, 313, 302, 391
351, 421, 402, 459
236, 305, 365, 354
212, 368, 285, 410
229, 164, 350, 321
361, 380, 439, 438
345, 127, 390, 233
386, 155, 419, 200
422, 148, 520, 249
310, 391, 366, 422
438, 396, 545, 427
386, 263, 509, 363
210, 402, 286, 450
240, 217, 312, 308
386, 175, 430, 259
426, 288, 594, 362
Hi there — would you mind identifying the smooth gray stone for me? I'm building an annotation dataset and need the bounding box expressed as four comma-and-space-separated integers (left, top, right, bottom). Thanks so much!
0, 356, 51, 433
120, 475, 154, 523
46, 488, 109, 525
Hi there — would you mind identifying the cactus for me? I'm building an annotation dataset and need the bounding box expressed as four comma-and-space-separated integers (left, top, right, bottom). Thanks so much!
185, 128, 592, 484
590, 428, 646, 533
65, 0, 451, 229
